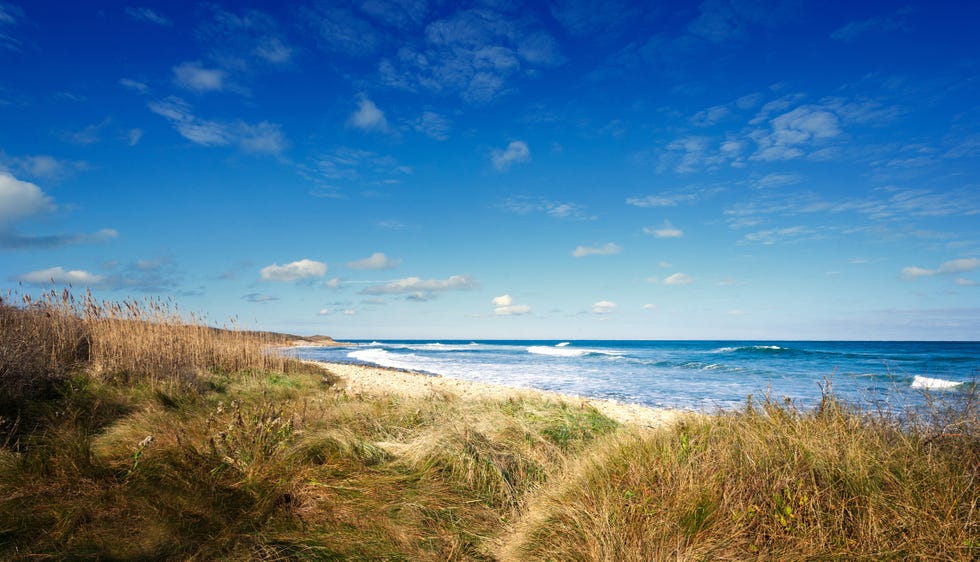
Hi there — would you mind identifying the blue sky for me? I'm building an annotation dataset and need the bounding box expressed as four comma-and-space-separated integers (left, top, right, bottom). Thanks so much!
1, 0, 978, 340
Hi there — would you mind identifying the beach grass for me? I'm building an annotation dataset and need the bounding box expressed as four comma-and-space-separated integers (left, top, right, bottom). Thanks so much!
1, 289, 977, 560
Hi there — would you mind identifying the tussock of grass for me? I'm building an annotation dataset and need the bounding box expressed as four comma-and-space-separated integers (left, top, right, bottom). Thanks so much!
1, 289, 977, 559
501, 395, 980, 561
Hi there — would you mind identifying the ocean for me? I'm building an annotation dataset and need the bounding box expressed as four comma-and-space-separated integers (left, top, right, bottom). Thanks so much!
291, 340, 980, 411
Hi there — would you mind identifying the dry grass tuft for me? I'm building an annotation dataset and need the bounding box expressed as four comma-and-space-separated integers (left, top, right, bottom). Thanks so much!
2, 288, 977, 560
500, 394, 980, 561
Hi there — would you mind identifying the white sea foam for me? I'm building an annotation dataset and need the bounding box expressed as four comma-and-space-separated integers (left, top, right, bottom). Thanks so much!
528, 345, 589, 357
527, 345, 622, 358
711, 345, 787, 353
348, 349, 428, 371
911, 375, 962, 390
556, 342, 571, 347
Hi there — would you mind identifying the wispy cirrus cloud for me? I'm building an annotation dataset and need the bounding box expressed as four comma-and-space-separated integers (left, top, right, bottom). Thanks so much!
119, 78, 149, 94
377, 7, 563, 103
148, 96, 288, 155
243, 292, 279, 303
360, 275, 477, 301
412, 111, 452, 140
831, 9, 911, 42
0, 150, 90, 181
125, 6, 171, 26
0, 228, 118, 251
173, 61, 226, 93
499, 196, 590, 220
0, 2, 25, 51
572, 243, 621, 258
626, 185, 723, 208
902, 258, 980, 280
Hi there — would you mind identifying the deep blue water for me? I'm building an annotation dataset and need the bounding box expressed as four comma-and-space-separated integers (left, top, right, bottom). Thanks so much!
291, 340, 980, 411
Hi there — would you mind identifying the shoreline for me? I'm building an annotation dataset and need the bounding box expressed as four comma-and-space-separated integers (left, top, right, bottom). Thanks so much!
311, 360, 684, 429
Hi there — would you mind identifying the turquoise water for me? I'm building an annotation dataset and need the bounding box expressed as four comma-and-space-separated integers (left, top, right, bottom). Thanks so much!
291, 340, 980, 411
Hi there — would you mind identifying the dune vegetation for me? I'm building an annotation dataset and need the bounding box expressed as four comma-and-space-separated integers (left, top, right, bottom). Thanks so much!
1, 289, 977, 560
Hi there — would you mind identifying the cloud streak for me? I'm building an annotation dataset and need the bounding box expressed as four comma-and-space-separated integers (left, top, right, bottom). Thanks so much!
903, 258, 980, 279
260, 259, 328, 281
572, 243, 621, 258
361, 275, 477, 300
347, 252, 400, 270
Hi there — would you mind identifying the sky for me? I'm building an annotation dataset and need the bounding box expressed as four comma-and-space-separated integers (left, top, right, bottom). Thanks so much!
1, 0, 979, 340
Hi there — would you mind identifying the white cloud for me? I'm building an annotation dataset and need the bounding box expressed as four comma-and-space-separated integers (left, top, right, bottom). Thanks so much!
361, 275, 478, 297
592, 300, 617, 314
119, 78, 149, 93
0, 172, 56, 225
317, 308, 330, 315
903, 258, 980, 280
148, 97, 287, 155
740, 226, 814, 245
376, 8, 563, 104
750, 105, 842, 161
901, 266, 935, 279
128, 128, 143, 146
63, 119, 110, 145
0, 152, 88, 181
955, 278, 977, 287
690, 104, 730, 127
18, 266, 105, 286
755, 173, 802, 189
323, 277, 343, 289
343, 309, 357, 315
643, 220, 683, 238
643, 303, 657, 310
663, 273, 694, 285
126, 7, 171, 26
492, 294, 531, 316
500, 196, 589, 220
572, 242, 621, 258
939, 258, 980, 275
348, 96, 388, 133
625, 186, 722, 208
626, 193, 697, 208
831, 11, 909, 42
260, 259, 328, 281
728, 309, 746, 315
253, 37, 292, 63
173, 61, 226, 93
413, 111, 451, 140
347, 252, 401, 270
0, 228, 117, 251
242, 292, 279, 303
238, 121, 288, 154
491, 141, 530, 171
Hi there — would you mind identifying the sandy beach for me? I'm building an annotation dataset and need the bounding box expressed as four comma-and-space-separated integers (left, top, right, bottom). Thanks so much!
312, 360, 683, 429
